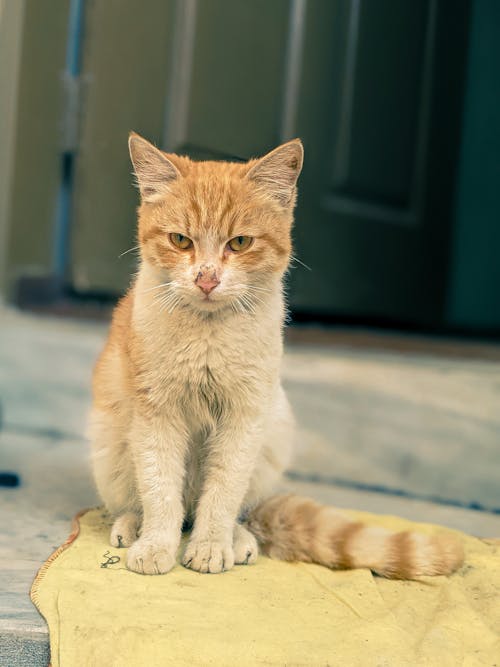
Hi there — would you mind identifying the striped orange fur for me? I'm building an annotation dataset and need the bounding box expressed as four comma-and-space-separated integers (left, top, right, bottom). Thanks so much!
247, 495, 464, 579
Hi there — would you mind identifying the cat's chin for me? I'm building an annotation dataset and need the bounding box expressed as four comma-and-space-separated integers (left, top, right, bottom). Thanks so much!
189, 294, 231, 314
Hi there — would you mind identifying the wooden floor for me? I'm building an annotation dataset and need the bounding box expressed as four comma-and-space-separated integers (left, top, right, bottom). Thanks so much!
285, 336, 500, 510
1, 306, 499, 666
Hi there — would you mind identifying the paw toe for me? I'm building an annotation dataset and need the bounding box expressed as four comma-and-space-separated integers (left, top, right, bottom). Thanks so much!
126, 539, 176, 575
182, 541, 234, 574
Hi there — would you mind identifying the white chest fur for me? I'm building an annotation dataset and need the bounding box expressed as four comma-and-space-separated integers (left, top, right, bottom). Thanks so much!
132, 269, 285, 432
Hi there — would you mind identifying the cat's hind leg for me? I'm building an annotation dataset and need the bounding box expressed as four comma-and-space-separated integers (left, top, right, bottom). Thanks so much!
110, 511, 140, 548
233, 523, 258, 565
89, 407, 141, 546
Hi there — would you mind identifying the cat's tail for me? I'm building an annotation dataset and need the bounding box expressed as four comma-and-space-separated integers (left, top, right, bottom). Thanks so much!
246, 494, 464, 579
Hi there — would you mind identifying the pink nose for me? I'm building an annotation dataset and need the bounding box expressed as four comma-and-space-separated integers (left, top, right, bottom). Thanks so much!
195, 272, 220, 295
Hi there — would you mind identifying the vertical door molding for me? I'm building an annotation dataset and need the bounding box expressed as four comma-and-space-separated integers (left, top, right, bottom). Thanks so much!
408, 0, 438, 218
163, 0, 198, 151
280, 0, 307, 141
332, 0, 361, 188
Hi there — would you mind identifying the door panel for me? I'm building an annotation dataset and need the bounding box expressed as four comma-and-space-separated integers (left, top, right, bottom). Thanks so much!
334, 1, 428, 206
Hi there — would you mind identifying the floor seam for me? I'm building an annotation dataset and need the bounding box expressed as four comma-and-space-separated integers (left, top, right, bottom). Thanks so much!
285, 470, 500, 515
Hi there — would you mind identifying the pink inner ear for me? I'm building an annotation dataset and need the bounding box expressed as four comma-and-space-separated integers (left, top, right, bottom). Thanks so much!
246, 141, 303, 204
129, 135, 182, 202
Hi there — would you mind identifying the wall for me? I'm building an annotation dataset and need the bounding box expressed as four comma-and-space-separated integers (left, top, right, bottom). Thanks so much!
0, 0, 25, 297
0, 0, 69, 301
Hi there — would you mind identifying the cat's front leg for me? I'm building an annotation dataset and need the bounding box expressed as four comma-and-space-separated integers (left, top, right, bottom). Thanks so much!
182, 416, 263, 574
126, 411, 188, 575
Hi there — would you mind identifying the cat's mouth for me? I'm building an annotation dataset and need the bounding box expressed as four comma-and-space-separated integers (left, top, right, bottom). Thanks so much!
193, 291, 240, 314
195, 291, 224, 309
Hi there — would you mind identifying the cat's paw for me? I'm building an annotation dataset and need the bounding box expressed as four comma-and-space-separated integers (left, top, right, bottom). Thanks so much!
110, 512, 139, 548
233, 524, 258, 565
182, 540, 235, 573
126, 537, 177, 575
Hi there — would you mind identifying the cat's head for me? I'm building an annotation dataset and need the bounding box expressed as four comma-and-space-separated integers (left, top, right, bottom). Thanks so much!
129, 133, 303, 314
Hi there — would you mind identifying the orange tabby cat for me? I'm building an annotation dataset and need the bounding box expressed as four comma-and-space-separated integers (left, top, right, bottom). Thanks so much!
89, 133, 463, 578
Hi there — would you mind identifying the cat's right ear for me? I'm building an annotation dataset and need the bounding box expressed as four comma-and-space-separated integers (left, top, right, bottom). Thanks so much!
128, 132, 180, 203
246, 139, 303, 206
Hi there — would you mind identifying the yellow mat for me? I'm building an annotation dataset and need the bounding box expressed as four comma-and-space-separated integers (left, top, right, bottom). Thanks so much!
31, 508, 500, 667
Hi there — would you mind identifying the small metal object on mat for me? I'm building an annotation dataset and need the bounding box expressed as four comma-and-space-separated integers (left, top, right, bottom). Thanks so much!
100, 551, 120, 568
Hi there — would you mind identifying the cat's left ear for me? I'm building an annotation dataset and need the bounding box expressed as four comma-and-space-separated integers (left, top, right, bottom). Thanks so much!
246, 139, 304, 206
128, 132, 181, 203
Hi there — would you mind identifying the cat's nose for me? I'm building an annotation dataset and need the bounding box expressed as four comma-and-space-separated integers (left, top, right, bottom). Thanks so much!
195, 269, 220, 295
196, 277, 219, 295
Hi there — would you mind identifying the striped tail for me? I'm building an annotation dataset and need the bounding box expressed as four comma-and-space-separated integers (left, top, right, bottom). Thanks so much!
247, 495, 464, 579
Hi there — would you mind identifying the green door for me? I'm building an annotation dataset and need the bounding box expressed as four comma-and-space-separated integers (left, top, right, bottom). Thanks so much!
69, 0, 469, 326
290, 0, 469, 325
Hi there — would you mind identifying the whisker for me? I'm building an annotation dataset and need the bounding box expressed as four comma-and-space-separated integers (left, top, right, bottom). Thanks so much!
239, 295, 250, 311
157, 295, 177, 314
156, 290, 178, 308
290, 255, 312, 271
245, 284, 273, 292
142, 281, 177, 294
167, 293, 183, 314
153, 293, 174, 310
232, 283, 273, 294
151, 286, 179, 312
247, 295, 264, 309
234, 296, 247, 315
152, 290, 172, 303
240, 293, 257, 314
118, 245, 140, 259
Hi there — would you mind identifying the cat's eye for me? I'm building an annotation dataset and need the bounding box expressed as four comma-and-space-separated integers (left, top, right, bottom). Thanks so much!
170, 233, 193, 250
227, 236, 253, 252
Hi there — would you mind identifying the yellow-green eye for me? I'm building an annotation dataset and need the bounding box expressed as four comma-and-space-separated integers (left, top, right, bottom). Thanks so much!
170, 233, 193, 250
228, 236, 253, 252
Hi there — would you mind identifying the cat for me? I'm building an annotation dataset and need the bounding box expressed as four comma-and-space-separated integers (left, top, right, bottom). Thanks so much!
89, 133, 463, 578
